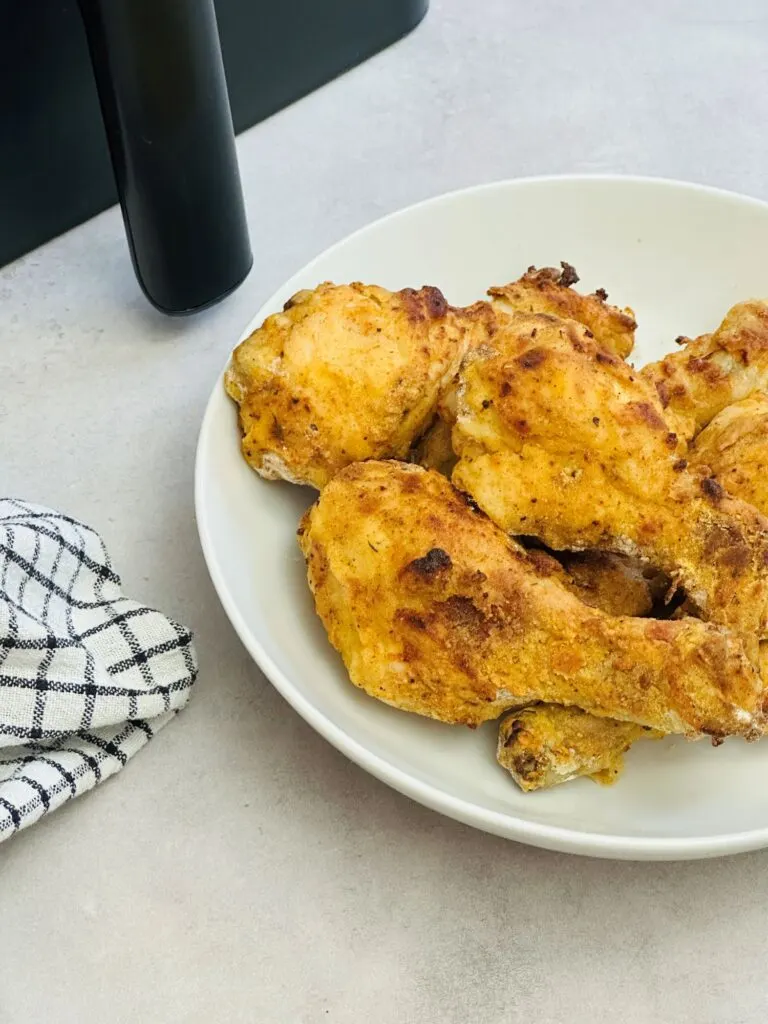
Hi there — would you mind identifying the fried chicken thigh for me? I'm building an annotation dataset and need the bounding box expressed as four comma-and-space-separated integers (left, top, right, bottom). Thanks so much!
451, 313, 768, 651
226, 282, 494, 489
298, 461, 762, 737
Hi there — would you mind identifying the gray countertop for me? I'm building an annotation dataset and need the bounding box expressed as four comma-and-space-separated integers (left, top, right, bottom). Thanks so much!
3, 1, 768, 1020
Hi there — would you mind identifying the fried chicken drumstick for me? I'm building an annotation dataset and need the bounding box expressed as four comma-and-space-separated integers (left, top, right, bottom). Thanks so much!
414, 264, 636, 472
299, 461, 762, 738
451, 313, 768, 653
227, 276, 768, 792
497, 706, 654, 792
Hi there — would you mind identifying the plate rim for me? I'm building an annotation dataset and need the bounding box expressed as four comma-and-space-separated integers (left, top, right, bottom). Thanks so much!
195, 173, 768, 861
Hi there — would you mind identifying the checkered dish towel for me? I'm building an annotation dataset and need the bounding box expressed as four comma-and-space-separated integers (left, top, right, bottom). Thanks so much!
0, 499, 197, 841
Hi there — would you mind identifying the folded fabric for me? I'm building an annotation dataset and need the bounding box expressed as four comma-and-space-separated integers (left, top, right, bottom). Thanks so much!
0, 499, 197, 841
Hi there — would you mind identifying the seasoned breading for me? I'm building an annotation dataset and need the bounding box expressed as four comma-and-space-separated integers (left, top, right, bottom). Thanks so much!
497, 706, 654, 791
642, 301, 768, 440
489, 263, 636, 359
227, 276, 768, 794
413, 261, 638, 477
298, 461, 762, 737
691, 392, 768, 511
225, 282, 495, 489
451, 313, 768, 652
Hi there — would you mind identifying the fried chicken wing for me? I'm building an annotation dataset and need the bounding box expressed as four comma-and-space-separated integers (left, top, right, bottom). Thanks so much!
642, 301, 768, 440
225, 282, 495, 489
451, 314, 768, 650
497, 706, 655, 791
489, 263, 636, 359
298, 461, 762, 737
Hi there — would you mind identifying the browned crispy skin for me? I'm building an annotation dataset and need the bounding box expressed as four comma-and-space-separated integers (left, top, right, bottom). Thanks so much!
451, 313, 768, 652
642, 301, 768, 440
299, 461, 762, 736
691, 392, 768, 511
225, 282, 496, 489
497, 706, 654, 791
489, 263, 636, 359
414, 261, 637, 476
493, 303, 768, 791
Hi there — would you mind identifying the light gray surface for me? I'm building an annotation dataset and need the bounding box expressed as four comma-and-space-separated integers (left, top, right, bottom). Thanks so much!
2, 0, 768, 1020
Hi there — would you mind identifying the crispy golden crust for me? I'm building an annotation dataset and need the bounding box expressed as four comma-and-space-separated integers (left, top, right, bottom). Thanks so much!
225, 282, 496, 489
642, 301, 768, 439
489, 264, 636, 359
691, 392, 768, 511
415, 264, 638, 480
496, 551, 664, 791
497, 706, 654, 791
410, 308, 517, 476
298, 461, 762, 736
451, 313, 768, 649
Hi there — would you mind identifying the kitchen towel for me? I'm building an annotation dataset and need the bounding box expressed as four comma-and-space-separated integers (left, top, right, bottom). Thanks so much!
0, 498, 197, 842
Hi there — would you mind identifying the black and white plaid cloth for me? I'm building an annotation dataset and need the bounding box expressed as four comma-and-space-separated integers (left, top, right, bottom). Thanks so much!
0, 499, 198, 841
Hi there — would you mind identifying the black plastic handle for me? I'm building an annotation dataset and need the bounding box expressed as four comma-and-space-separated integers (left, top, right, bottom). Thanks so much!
78, 0, 252, 315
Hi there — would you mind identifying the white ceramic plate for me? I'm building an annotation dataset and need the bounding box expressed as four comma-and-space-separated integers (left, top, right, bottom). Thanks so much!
195, 175, 768, 860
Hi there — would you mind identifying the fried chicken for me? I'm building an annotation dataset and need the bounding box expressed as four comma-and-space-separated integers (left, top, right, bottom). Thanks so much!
413, 265, 636, 473
523, 548, 659, 618
451, 313, 768, 652
489, 263, 636, 359
642, 300, 768, 440
497, 706, 655, 792
225, 282, 495, 489
559, 551, 664, 617
691, 392, 768, 511
411, 261, 635, 478
410, 414, 457, 475
497, 389, 768, 791
298, 461, 762, 736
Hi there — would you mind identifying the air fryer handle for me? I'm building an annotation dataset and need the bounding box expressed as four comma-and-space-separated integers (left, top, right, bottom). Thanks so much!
78, 0, 252, 315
